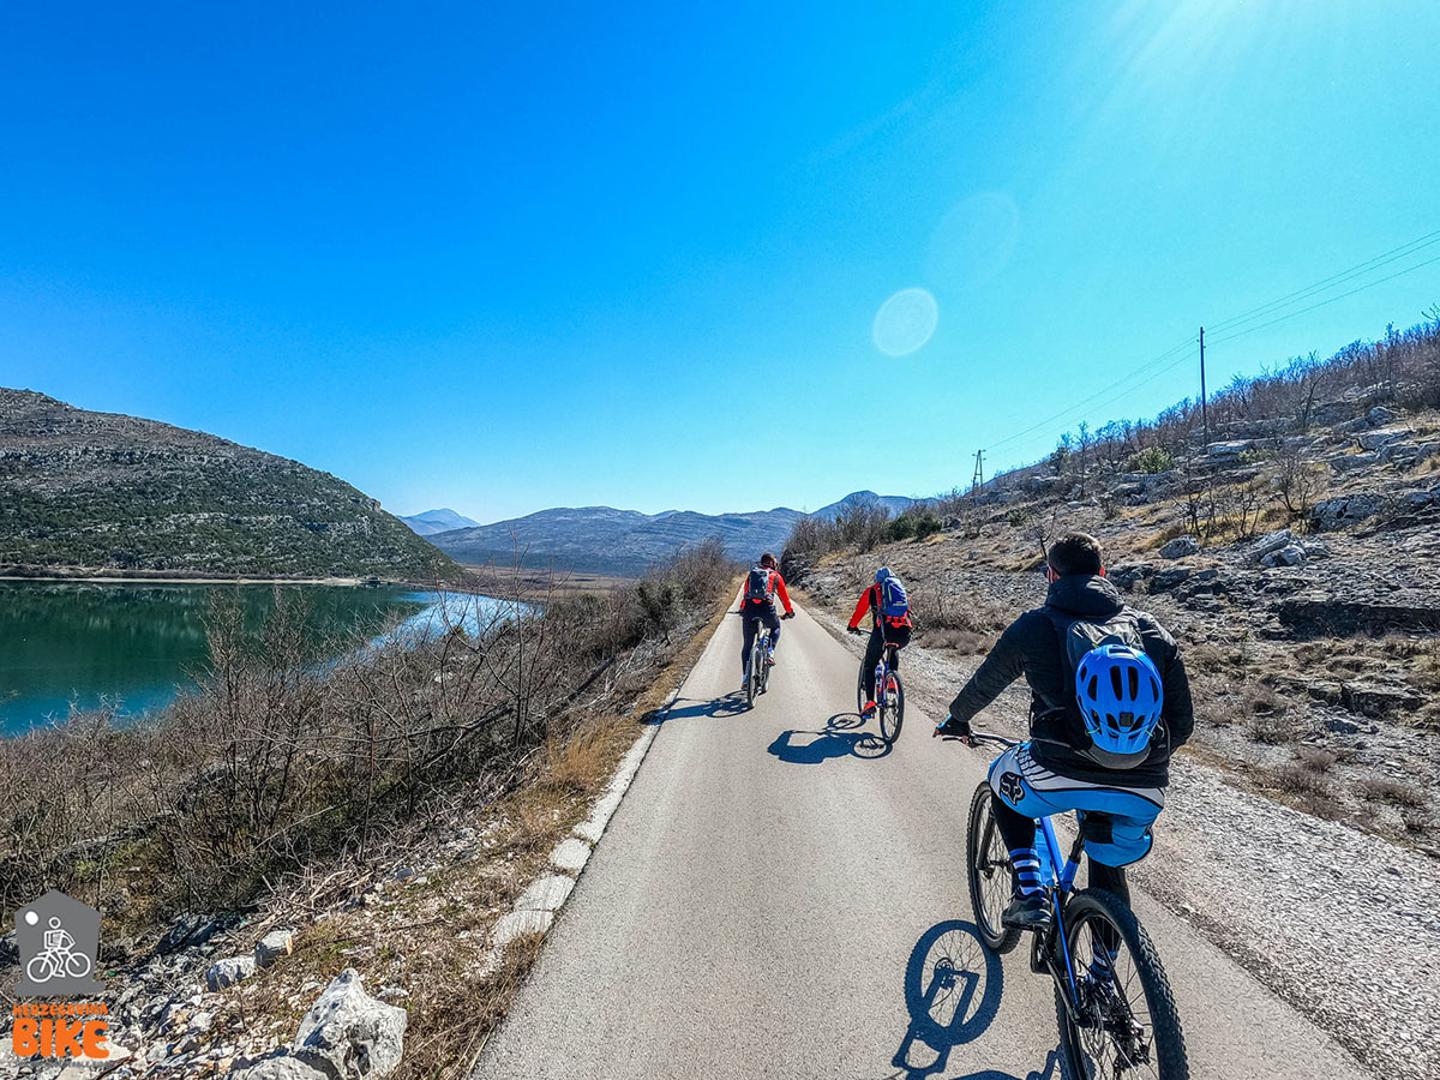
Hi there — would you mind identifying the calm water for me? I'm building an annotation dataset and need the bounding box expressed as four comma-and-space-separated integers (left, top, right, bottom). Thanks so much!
0, 582, 503, 736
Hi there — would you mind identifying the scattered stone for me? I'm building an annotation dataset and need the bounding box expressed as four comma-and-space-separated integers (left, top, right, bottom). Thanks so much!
1277, 595, 1440, 637
1261, 543, 1307, 569
294, 968, 407, 1080
1106, 564, 1149, 590
1300, 538, 1331, 559
1366, 405, 1400, 427
1339, 683, 1424, 721
255, 929, 294, 969
1159, 535, 1199, 560
1252, 528, 1294, 561
158, 913, 225, 955
1148, 567, 1192, 592
205, 956, 256, 992
1357, 425, 1411, 451
1206, 439, 1255, 461
1311, 493, 1386, 531
230, 1053, 330, 1080
1326, 717, 1362, 735
190, 1010, 213, 1034
1328, 451, 1380, 473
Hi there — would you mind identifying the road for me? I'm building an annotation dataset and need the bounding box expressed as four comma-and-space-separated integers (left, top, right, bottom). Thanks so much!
474, 604, 1370, 1079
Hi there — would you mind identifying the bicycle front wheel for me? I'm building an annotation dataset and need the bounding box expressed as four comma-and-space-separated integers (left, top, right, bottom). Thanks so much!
1056, 889, 1188, 1080
879, 673, 904, 743
965, 782, 1020, 954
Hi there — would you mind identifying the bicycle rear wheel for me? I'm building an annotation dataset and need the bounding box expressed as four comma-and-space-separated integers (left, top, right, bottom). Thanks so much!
965, 782, 1020, 954
1055, 889, 1189, 1080
879, 671, 904, 743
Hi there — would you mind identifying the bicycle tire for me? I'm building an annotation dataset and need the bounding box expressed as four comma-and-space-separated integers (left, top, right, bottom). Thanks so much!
1055, 888, 1189, 1080
855, 659, 866, 716
26, 955, 55, 983
745, 646, 758, 707
880, 672, 904, 742
965, 782, 1020, 955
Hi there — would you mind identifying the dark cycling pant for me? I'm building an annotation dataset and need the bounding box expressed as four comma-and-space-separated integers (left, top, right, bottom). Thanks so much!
740, 603, 781, 677
861, 623, 911, 702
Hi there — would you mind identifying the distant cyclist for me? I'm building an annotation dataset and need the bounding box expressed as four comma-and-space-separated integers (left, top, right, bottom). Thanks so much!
848, 567, 913, 718
935, 532, 1194, 937
738, 552, 794, 692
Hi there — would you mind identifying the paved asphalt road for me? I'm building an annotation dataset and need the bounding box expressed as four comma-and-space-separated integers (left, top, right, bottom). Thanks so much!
474, 604, 1370, 1079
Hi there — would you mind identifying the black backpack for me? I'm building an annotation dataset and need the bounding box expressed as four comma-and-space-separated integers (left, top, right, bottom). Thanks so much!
744, 567, 773, 604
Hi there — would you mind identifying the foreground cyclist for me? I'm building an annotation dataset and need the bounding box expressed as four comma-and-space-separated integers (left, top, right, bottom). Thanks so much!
847, 566, 913, 718
936, 532, 1193, 935
737, 552, 794, 693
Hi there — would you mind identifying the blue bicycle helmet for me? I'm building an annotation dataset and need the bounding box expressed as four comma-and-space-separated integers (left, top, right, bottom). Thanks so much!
1074, 643, 1164, 768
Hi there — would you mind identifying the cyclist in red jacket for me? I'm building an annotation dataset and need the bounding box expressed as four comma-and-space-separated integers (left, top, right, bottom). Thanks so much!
738, 552, 794, 692
848, 566, 913, 718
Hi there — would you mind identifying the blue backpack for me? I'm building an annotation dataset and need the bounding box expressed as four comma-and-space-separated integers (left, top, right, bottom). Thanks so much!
879, 576, 909, 619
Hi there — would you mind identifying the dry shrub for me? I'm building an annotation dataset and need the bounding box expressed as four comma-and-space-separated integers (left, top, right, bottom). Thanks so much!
1294, 747, 1337, 773
1356, 777, 1428, 809
0, 541, 736, 927
1270, 764, 1333, 799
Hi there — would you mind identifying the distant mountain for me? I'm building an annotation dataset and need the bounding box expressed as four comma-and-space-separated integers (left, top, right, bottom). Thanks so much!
400, 508, 481, 536
810, 491, 915, 521
428, 491, 915, 576
0, 388, 459, 580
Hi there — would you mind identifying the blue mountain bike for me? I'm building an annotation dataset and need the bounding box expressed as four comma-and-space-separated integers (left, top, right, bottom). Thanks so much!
962, 730, 1189, 1079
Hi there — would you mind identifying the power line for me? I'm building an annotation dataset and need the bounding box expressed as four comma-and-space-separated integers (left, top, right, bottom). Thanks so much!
984, 228, 1440, 461
1206, 227, 1440, 335
986, 335, 1195, 453
1207, 250, 1440, 346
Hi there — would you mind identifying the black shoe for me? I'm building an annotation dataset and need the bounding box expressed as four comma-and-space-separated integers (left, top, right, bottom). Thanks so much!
1001, 893, 1053, 931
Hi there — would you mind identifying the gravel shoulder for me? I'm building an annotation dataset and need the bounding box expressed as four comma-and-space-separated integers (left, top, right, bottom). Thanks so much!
803, 593, 1439, 1080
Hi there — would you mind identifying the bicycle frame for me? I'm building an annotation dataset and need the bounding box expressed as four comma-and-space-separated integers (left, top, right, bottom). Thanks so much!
965, 730, 1088, 1018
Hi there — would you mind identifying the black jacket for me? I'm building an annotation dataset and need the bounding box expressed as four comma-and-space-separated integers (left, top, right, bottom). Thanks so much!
947, 575, 1194, 786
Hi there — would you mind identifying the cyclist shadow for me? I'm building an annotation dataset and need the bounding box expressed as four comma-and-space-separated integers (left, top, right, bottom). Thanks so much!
645, 693, 750, 724
892, 919, 1060, 1080
766, 714, 890, 764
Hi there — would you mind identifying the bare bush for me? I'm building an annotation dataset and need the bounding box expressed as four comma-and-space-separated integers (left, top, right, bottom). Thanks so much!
0, 543, 736, 923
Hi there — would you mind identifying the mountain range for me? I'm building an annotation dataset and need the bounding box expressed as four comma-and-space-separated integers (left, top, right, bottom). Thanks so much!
419, 491, 915, 575
399, 508, 481, 536
0, 389, 458, 580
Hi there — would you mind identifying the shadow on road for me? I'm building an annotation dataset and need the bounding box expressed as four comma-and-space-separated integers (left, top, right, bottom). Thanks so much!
767, 714, 891, 764
647, 693, 750, 724
890, 920, 1059, 1080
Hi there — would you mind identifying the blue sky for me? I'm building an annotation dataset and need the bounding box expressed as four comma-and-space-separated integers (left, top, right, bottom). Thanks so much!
3, 2, 1438, 522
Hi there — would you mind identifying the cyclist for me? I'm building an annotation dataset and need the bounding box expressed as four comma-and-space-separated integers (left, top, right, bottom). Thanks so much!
847, 567, 913, 718
738, 552, 794, 692
936, 532, 1193, 935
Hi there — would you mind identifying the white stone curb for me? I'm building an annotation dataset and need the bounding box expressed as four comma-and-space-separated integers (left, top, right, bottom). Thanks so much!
480, 683, 681, 965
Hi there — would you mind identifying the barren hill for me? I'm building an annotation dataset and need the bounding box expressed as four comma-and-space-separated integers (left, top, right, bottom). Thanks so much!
0, 389, 457, 580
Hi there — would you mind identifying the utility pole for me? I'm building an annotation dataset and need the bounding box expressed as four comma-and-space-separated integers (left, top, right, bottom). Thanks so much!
1199, 326, 1209, 444
970, 450, 985, 496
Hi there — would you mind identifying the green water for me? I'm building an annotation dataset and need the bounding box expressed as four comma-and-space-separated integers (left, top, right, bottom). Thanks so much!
0, 582, 446, 736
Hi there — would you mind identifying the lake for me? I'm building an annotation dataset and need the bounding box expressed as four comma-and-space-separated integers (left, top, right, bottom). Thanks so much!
0, 581, 506, 737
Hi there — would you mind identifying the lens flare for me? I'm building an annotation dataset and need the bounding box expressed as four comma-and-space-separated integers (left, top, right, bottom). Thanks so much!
872, 287, 939, 357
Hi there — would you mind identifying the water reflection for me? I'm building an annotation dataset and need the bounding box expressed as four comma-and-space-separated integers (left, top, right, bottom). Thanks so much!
0, 582, 504, 735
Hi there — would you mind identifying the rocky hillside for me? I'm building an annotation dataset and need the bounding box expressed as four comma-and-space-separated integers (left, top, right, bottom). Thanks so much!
786, 335, 1440, 854
432, 491, 913, 575
0, 389, 458, 580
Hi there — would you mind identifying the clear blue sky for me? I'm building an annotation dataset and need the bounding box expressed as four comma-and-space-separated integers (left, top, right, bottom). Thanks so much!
4, 2, 1438, 522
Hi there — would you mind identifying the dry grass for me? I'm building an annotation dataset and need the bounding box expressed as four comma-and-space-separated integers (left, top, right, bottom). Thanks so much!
1356, 777, 1428, 810
206, 573, 737, 1078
